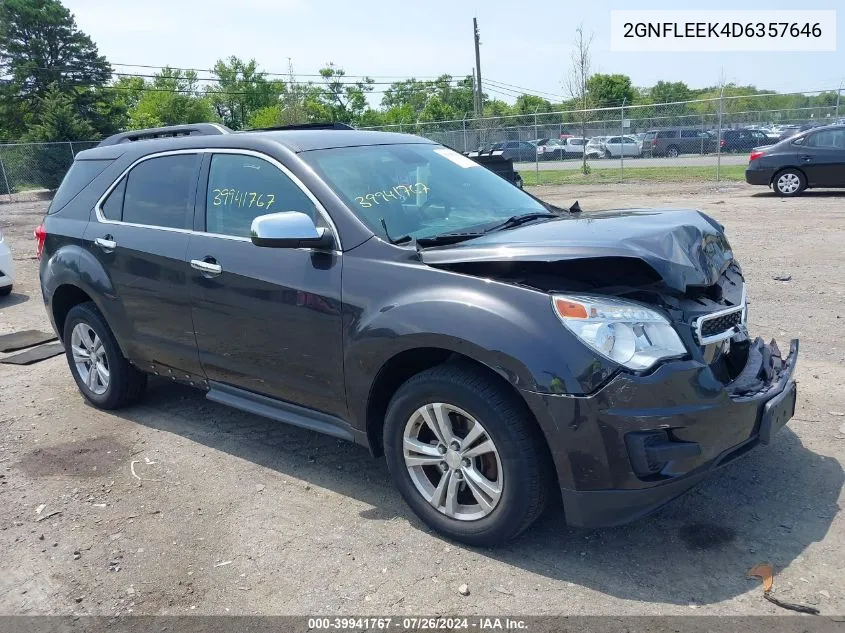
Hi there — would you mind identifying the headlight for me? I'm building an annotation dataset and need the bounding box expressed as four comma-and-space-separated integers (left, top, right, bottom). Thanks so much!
551, 294, 687, 371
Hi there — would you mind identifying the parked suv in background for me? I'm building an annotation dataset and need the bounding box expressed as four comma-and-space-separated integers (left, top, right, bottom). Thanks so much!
643, 128, 716, 157
489, 140, 537, 162
39, 123, 798, 546
720, 129, 775, 153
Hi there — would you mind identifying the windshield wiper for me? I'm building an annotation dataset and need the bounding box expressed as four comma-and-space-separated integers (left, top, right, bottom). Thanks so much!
416, 231, 486, 247
380, 217, 413, 245
480, 212, 560, 234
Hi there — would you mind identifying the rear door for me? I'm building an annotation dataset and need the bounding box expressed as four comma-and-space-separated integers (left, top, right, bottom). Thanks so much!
186, 150, 346, 417
84, 152, 203, 378
605, 136, 621, 157
800, 129, 845, 186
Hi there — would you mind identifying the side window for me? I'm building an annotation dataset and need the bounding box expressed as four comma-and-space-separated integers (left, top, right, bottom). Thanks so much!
680, 130, 698, 138
101, 177, 126, 221
205, 153, 317, 238
806, 130, 845, 148
123, 154, 200, 229
657, 131, 675, 139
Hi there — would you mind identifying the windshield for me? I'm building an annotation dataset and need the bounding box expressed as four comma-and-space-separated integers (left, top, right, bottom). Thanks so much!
301, 143, 546, 240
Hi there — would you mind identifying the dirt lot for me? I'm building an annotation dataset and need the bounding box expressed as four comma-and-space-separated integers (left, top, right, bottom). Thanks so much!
0, 182, 843, 617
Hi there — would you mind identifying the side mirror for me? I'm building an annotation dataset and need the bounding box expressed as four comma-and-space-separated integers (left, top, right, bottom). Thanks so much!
250, 212, 333, 249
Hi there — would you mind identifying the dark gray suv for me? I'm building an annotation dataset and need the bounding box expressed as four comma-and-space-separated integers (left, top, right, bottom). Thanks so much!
37, 123, 798, 546
642, 128, 717, 157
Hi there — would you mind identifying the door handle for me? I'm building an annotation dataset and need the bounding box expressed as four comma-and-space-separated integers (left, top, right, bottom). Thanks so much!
191, 258, 222, 276
95, 236, 116, 251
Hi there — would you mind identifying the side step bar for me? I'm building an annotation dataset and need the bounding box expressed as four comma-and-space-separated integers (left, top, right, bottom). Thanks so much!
206, 381, 355, 442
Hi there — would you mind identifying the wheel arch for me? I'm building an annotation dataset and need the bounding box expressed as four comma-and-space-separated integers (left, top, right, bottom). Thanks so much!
363, 346, 560, 496
770, 165, 807, 187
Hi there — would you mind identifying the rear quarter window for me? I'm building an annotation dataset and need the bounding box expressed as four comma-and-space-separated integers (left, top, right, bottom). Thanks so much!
48, 159, 113, 215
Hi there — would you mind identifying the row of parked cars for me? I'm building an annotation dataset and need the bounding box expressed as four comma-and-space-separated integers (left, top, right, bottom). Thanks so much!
488, 121, 842, 162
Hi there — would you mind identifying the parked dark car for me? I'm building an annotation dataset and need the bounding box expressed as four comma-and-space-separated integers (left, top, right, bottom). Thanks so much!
38, 123, 798, 546
777, 123, 820, 142
746, 124, 845, 196
720, 129, 775, 153
642, 128, 717, 157
490, 140, 538, 162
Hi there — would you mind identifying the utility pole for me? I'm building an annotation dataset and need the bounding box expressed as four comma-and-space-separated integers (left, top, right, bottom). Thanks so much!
473, 18, 483, 117
836, 82, 842, 119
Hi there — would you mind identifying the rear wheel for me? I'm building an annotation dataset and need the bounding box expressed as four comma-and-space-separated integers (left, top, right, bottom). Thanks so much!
773, 169, 806, 196
383, 364, 551, 546
666, 146, 680, 158
63, 302, 147, 409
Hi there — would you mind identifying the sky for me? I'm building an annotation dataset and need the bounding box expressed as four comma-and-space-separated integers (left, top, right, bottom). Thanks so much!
62, 0, 845, 105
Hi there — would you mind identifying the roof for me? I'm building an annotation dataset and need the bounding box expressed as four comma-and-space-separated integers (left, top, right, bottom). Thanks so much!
75, 125, 434, 161
243, 129, 432, 152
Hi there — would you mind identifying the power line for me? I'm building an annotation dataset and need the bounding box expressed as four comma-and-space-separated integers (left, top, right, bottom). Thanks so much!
111, 62, 464, 80
483, 77, 568, 101
23, 66, 466, 88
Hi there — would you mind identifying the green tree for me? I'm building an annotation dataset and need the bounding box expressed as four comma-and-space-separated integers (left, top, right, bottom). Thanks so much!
0, 0, 111, 137
207, 56, 284, 130
315, 63, 374, 123
649, 80, 693, 104
419, 95, 458, 122
24, 85, 95, 188
586, 73, 634, 108
128, 67, 218, 128
381, 75, 476, 122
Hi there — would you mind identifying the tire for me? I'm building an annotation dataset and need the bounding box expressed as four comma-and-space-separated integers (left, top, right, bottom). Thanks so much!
383, 363, 551, 546
666, 146, 680, 158
63, 302, 147, 409
604, 150, 612, 159
0, 285, 11, 297
773, 169, 806, 197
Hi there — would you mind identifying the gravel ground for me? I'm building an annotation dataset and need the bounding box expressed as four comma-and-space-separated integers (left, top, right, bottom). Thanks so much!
0, 182, 843, 617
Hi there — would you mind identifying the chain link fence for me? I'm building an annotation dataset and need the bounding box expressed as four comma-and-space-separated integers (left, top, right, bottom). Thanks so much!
1, 91, 841, 196
0, 141, 99, 197
361, 90, 843, 184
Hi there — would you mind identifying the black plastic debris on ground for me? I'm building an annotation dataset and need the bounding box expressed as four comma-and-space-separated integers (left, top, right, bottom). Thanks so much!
0, 330, 57, 353
0, 342, 64, 365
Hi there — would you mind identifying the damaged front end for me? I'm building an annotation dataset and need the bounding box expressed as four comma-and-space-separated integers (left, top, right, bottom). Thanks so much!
418, 208, 800, 526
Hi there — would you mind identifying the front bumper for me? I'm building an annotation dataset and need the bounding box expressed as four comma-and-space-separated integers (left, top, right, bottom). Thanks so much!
521, 338, 798, 528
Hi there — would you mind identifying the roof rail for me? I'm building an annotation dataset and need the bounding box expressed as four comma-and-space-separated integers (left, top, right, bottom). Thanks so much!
97, 123, 232, 147
246, 122, 354, 132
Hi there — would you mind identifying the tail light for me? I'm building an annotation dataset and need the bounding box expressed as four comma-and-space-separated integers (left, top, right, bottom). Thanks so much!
719, 139, 726, 147
34, 223, 46, 259
749, 150, 766, 162
651, 138, 657, 146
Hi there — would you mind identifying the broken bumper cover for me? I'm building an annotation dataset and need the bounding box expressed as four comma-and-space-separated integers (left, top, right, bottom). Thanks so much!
521, 338, 799, 528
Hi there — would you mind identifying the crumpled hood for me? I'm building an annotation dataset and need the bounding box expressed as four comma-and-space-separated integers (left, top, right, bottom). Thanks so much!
420, 209, 734, 292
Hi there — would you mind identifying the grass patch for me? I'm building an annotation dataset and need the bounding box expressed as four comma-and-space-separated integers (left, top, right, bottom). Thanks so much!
521, 165, 746, 186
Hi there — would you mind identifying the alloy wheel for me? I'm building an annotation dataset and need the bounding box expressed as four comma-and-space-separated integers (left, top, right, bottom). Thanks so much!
70, 322, 110, 395
402, 403, 503, 521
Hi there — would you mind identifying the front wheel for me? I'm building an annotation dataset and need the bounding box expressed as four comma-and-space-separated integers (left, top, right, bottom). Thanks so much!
63, 302, 147, 409
383, 364, 551, 546
773, 169, 806, 196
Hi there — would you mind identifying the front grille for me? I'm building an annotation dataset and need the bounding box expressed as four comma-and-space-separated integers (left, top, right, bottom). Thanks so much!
692, 280, 747, 345
700, 310, 743, 338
